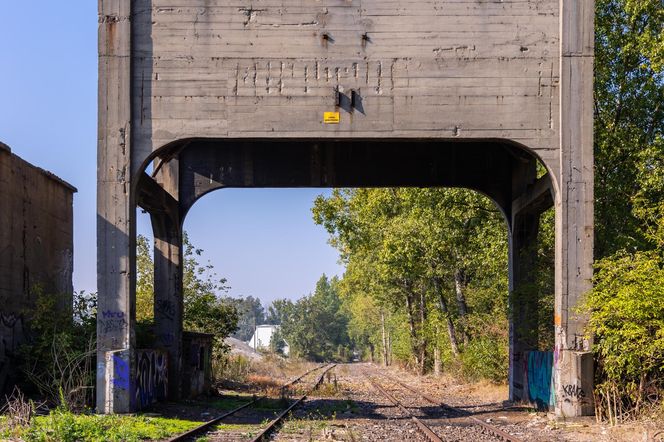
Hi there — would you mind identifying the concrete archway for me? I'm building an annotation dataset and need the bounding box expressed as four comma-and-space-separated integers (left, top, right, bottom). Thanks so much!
97, 0, 594, 417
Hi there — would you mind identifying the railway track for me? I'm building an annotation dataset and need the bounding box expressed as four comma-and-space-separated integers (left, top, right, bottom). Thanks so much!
167, 363, 336, 442
366, 369, 524, 442
362, 372, 444, 442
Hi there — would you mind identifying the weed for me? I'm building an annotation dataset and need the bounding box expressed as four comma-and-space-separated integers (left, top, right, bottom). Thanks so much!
0, 409, 201, 442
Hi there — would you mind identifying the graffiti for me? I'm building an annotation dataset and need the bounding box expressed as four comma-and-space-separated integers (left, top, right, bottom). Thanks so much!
100, 310, 127, 333
100, 318, 128, 333
527, 351, 554, 410
135, 349, 168, 409
101, 310, 125, 319
0, 313, 26, 392
155, 300, 176, 320
562, 384, 585, 399
112, 355, 130, 390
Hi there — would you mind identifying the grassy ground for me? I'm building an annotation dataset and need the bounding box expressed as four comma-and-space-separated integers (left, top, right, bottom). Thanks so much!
0, 409, 201, 442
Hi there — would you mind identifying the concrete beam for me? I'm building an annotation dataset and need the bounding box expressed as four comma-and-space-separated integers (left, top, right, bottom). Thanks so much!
512, 175, 554, 217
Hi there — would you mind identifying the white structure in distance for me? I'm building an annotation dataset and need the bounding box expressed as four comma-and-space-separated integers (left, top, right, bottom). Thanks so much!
247, 325, 290, 356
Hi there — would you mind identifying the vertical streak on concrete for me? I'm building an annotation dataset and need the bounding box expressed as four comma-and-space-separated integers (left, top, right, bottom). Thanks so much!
97, 0, 135, 413
555, 0, 595, 417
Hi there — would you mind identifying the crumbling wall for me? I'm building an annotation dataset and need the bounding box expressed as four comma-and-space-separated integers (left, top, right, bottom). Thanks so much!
0, 142, 76, 392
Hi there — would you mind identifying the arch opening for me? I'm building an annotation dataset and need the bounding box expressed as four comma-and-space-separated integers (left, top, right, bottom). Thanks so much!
132, 136, 555, 408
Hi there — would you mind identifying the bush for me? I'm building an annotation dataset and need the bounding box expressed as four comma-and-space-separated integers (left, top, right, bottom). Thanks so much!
213, 354, 252, 383
583, 250, 664, 422
18, 290, 96, 410
459, 336, 508, 383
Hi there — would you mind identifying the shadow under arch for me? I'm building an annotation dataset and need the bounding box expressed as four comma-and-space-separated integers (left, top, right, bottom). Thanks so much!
136, 137, 555, 232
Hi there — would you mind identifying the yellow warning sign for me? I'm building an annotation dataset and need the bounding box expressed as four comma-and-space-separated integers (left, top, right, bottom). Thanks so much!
323, 112, 340, 124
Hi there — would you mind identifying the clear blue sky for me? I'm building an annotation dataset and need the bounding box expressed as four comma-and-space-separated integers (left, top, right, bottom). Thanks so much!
0, 3, 343, 304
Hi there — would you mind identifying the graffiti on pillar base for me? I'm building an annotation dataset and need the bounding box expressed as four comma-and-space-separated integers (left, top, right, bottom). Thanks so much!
527, 351, 555, 410
112, 355, 130, 390
135, 349, 168, 409
562, 384, 585, 399
155, 300, 176, 320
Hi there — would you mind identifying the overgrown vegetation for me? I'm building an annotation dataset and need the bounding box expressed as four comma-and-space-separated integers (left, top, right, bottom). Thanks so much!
585, 0, 663, 423
311, 188, 514, 380
270, 276, 351, 362
0, 408, 201, 442
18, 289, 96, 410
136, 233, 239, 351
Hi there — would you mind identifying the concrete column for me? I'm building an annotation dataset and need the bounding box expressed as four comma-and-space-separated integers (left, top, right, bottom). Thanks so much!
554, 0, 595, 417
151, 211, 183, 401
97, 0, 135, 414
508, 211, 541, 403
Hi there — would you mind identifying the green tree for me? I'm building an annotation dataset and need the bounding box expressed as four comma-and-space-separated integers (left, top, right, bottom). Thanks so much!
594, 0, 663, 257
229, 296, 266, 341
583, 0, 663, 420
135, 233, 239, 344
269, 327, 286, 355
313, 188, 510, 376
279, 275, 350, 361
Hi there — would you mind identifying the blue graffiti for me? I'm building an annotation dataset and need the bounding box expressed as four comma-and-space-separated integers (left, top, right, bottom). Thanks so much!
112, 355, 130, 390
527, 351, 555, 410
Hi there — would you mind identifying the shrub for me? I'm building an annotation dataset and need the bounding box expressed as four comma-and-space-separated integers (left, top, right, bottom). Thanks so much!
19, 290, 96, 410
583, 250, 664, 422
460, 336, 508, 383
213, 354, 252, 383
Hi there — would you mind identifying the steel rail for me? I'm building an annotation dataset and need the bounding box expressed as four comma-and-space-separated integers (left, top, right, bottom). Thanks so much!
165, 398, 257, 442
250, 363, 337, 442
362, 372, 444, 442
167, 363, 332, 442
379, 371, 524, 442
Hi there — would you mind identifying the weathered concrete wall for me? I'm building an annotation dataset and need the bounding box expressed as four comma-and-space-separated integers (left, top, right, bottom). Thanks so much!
0, 142, 76, 392
131, 0, 562, 173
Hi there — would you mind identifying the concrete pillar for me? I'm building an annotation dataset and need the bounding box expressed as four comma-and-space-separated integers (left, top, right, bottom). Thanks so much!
97, 0, 135, 414
508, 211, 541, 403
150, 211, 183, 401
554, 0, 595, 417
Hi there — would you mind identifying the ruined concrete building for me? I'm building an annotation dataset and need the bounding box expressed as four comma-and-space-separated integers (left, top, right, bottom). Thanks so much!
0, 142, 76, 392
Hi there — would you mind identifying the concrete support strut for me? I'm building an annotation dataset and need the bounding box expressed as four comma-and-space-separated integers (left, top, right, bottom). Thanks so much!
555, 0, 595, 417
97, 0, 134, 414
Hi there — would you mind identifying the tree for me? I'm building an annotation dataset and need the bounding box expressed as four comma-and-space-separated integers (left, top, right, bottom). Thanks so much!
583, 0, 663, 421
279, 275, 350, 361
269, 327, 287, 355
313, 188, 510, 376
265, 299, 293, 325
135, 233, 239, 344
229, 296, 266, 341
593, 0, 663, 257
